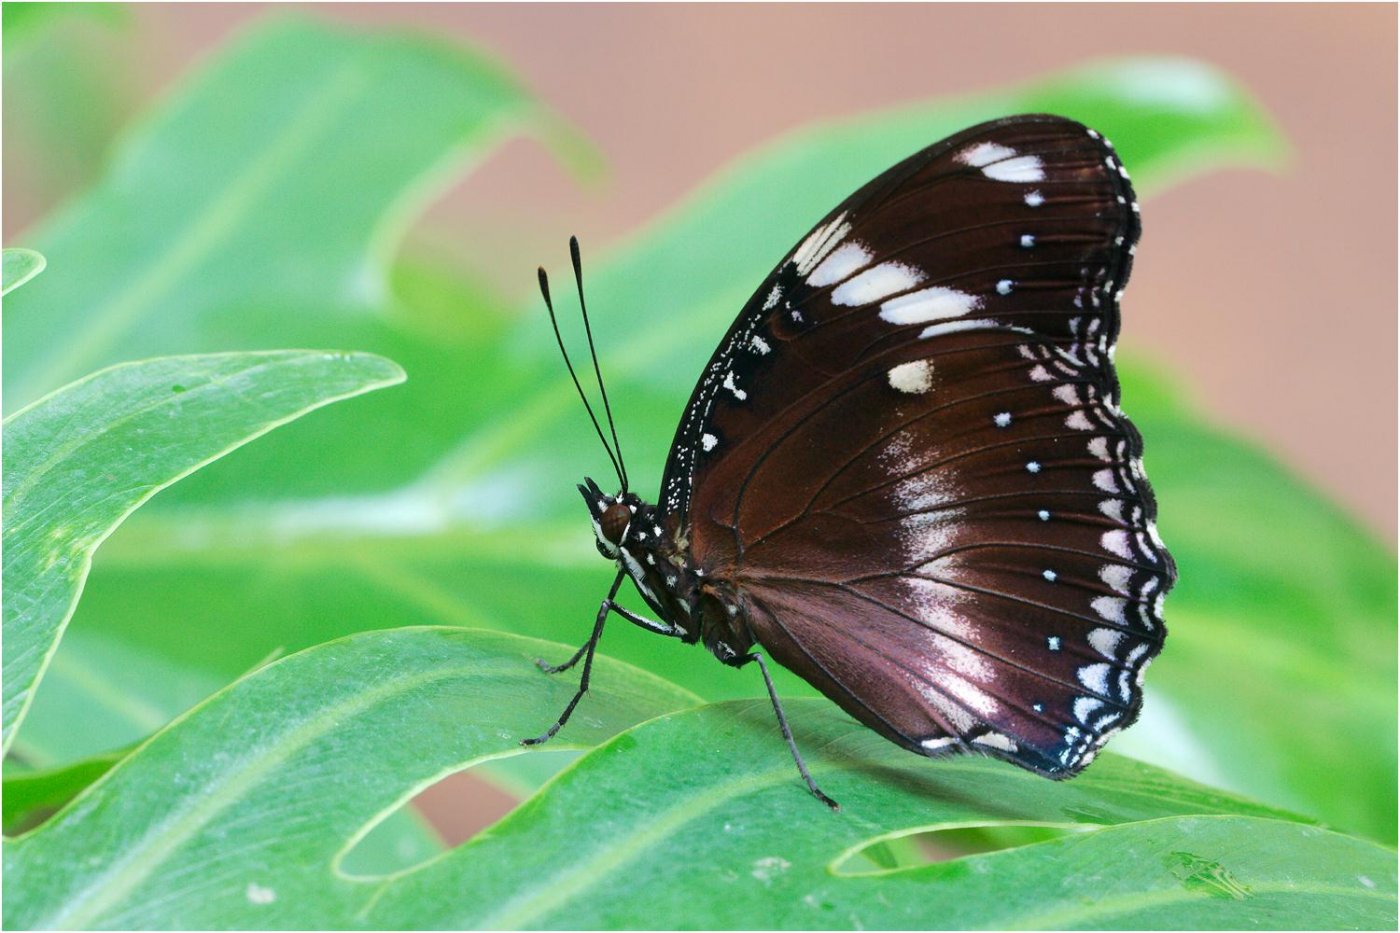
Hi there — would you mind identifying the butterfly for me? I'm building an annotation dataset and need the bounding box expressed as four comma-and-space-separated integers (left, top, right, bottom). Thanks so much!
526, 114, 1175, 809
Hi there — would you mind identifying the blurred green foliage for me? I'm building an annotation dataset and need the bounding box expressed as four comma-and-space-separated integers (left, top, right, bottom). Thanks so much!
3, 2, 134, 207
2, 9, 1394, 930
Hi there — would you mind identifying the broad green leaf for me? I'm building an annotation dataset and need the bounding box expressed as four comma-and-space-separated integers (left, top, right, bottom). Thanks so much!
1, 350, 405, 754
6, 647, 1392, 930
2, 247, 46, 295
2, 628, 701, 929
1, 14, 589, 411
334, 806, 445, 880
409, 703, 1395, 931
2, 748, 123, 836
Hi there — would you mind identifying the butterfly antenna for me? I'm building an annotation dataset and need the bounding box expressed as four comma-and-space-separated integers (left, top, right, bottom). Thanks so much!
539, 265, 625, 489
570, 236, 629, 493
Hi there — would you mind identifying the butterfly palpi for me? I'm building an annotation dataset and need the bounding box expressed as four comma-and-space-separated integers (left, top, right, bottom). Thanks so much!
525, 114, 1175, 809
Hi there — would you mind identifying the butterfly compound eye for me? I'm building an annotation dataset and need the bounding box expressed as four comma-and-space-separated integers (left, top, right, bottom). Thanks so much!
600, 501, 631, 544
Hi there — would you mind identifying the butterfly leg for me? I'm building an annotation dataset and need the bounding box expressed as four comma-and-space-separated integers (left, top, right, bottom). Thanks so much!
523, 569, 627, 745
749, 652, 840, 811
535, 582, 681, 676
533, 569, 627, 675
609, 603, 684, 637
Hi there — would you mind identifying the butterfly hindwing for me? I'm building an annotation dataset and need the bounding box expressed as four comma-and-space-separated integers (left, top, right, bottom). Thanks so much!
664, 114, 1172, 776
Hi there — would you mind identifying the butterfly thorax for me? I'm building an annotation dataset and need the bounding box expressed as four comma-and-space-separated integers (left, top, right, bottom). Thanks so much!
579, 478, 754, 664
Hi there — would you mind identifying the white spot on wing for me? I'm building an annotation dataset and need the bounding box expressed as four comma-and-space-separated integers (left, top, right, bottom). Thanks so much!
1088, 627, 1124, 658
1024, 190, 1045, 207
807, 240, 871, 287
996, 279, 1013, 295
1092, 596, 1129, 625
1093, 468, 1120, 493
1065, 411, 1095, 431
750, 334, 771, 355
957, 141, 1016, 167
1079, 662, 1112, 696
902, 578, 974, 639
881, 435, 963, 566
993, 412, 1012, 428
723, 371, 747, 401
940, 672, 999, 717
880, 286, 981, 324
1074, 696, 1104, 724
913, 679, 976, 732
1102, 529, 1133, 559
984, 155, 1045, 182
832, 261, 925, 306
701, 433, 718, 452
793, 212, 851, 274
954, 141, 1045, 182
1099, 564, 1133, 595
921, 736, 958, 751
919, 318, 1031, 341
972, 732, 1018, 752
887, 359, 935, 394
762, 283, 783, 310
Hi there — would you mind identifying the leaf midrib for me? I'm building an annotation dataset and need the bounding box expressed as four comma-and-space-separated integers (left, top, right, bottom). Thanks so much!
29, 658, 473, 929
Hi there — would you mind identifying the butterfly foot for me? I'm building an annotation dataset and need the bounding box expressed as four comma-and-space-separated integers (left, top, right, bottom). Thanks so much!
520, 725, 560, 747
812, 787, 841, 811
535, 657, 572, 675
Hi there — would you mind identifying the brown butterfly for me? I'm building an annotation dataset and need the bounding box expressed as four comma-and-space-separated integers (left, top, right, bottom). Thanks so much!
527, 115, 1174, 809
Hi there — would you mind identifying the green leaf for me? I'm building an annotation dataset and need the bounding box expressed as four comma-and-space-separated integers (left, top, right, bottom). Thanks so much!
6, 649, 1391, 929
1, 350, 405, 754
334, 806, 445, 879
1, 14, 588, 411
416, 703, 1395, 931
3, 748, 123, 836
2, 628, 700, 929
2, 248, 46, 295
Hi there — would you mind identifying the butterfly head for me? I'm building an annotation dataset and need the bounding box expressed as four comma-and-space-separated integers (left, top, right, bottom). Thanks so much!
579, 476, 643, 559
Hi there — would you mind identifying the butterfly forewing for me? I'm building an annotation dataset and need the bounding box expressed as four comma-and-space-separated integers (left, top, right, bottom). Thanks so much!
663, 114, 1172, 776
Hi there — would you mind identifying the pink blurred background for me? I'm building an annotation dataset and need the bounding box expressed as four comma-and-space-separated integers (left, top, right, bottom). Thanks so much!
5, 1, 1395, 847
